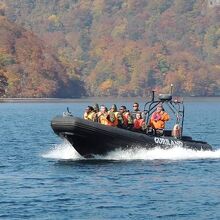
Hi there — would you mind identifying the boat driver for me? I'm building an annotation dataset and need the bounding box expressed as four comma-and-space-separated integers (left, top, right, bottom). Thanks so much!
149, 104, 170, 135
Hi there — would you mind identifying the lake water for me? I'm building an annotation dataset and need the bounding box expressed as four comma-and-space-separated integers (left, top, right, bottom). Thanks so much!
1, 98, 220, 219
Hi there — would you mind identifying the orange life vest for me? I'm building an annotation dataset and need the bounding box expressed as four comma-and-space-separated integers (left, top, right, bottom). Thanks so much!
150, 111, 169, 129
98, 112, 109, 125
98, 112, 116, 126
84, 111, 96, 121
133, 118, 145, 129
122, 112, 130, 126
107, 111, 119, 127
111, 112, 119, 127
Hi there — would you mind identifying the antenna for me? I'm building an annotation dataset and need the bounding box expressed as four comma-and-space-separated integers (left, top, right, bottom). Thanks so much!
170, 84, 173, 95
151, 90, 155, 101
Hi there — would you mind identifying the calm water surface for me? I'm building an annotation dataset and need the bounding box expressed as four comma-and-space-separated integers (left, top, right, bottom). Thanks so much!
1, 98, 220, 219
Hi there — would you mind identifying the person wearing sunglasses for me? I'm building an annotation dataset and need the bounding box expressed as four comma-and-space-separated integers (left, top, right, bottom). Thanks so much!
131, 102, 145, 121
118, 106, 133, 129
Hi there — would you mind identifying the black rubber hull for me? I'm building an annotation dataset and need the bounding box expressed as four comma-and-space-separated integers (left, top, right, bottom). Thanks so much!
51, 116, 212, 158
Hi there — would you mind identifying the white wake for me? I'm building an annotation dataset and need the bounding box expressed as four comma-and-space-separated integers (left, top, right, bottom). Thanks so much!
42, 141, 220, 161
42, 140, 83, 160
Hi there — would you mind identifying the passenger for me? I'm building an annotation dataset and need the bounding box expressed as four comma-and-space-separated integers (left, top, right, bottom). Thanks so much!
149, 104, 170, 134
92, 103, 99, 122
93, 103, 99, 113
118, 105, 133, 129
97, 105, 109, 125
133, 112, 146, 132
131, 102, 145, 120
109, 104, 118, 115
83, 106, 97, 121
108, 104, 119, 127
97, 105, 116, 126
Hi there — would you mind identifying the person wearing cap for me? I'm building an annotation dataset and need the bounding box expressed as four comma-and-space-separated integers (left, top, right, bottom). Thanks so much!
149, 104, 170, 131
83, 106, 97, 121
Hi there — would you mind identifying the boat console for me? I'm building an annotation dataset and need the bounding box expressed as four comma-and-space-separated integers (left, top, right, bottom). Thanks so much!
144, 85, 184, 139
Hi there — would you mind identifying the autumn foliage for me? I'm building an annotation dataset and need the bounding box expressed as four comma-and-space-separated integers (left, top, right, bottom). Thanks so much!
0, 16, 85, 97
1, 0, 220, 97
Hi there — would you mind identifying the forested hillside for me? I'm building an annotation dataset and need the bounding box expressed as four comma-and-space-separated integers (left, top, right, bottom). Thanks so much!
1, 0, 220, 97
0, 15, 85, 97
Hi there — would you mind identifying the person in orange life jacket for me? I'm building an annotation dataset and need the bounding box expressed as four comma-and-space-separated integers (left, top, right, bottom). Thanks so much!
131, 102, 145, 120
149, 104, 170, 130
97, 105, 116, 126
97, 105, 109, 125
133, 112, 146, 132
108, 104, 118, 115
118, 105, 133, 129
108, 104, 119, 126
83, 106, 97, 121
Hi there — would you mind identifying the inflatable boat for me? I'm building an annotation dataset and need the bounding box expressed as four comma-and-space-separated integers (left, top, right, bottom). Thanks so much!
51, 88, 212, 158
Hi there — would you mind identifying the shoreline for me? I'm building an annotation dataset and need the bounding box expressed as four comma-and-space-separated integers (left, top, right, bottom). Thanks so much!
0, 98, 81, 103
0, 96, 220, 103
